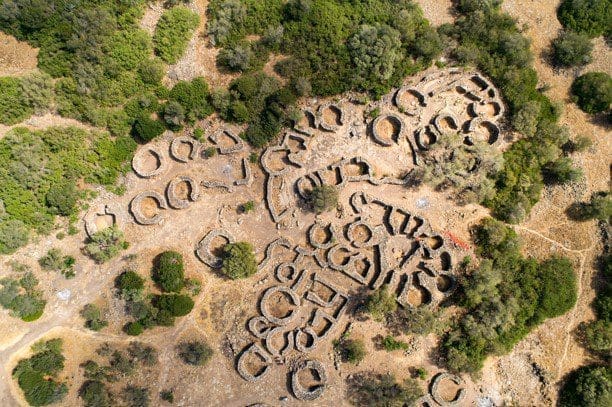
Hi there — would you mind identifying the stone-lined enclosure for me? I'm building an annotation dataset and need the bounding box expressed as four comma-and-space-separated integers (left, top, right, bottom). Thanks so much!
86, 69, 505, 402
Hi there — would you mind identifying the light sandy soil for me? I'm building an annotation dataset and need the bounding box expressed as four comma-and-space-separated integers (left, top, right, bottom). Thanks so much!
0, 32, 38, 76
0, 1, 610, 406
0, 114, 95, 139
414, 0, 455, 26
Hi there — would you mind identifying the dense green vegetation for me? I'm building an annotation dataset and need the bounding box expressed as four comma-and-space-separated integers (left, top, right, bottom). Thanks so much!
571, 72, 612, 114
0, 73, 53, 125
177, 340, 214, 366
446, 1, 579, 223
153, 6, 200, 64
441, 218, 577, 373
207, 0, 442, 146
121, 251, 197, 335
12, 339, 67, 406
220, 241, 257, 279
0, 0, 168, 134
559, 365, 611, 407
557, 0, 612, 38
0, 271, 46, 321
347, 372, 423, 406
0, 126, 135, 254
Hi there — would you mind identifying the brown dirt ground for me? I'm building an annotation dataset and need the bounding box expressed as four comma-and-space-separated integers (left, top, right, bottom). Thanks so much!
0, 32, 38, 76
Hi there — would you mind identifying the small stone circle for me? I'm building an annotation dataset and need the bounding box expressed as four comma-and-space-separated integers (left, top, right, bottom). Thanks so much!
291, 360, 327, 400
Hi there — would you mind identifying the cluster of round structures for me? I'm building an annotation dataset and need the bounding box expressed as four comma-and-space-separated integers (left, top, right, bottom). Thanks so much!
261, 68, 505, 224
220, 189, 457, 400
128, 129, 252, 225
183, 68, 501, 401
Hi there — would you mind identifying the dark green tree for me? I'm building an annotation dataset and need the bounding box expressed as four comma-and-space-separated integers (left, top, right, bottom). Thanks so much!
221, 242, 257, 279
571, 72, 612, 114
177, 341, 213, 366
152, 251, 185, 293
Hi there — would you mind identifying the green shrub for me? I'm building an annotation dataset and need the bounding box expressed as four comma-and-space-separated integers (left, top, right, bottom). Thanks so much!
557, 0, 612, 38
543, 157, 583, 184
160, 390, 174, 403
124, 322, 144, 336
122, 386, 149, 407
347, 373, 424, 407
571, 72, 612, 114
0, 220, 29, 255
168, 77, 214, 123
309, 184, 338, 213
0, 77, 32, 125
79, 380, 113, 407
365, 285, 397, 322
552, 31, 593, 66
116, 270, 146, 300
336, 338, 366, 364
133, 115, 165, 142
152, 251, 185, 293
0, 274, 46, 322
153, 6, 200, 63
155, 294, 194, 317
45, 181, 78, 216
220, 241, 257, 279
559, 365, 611, 407
80, 304, 108, 332
536, 257, 578, 320
84, 226, 127, 263
381, 336, 409, 352
177, 341, 213, 366
584, 320, 612, 354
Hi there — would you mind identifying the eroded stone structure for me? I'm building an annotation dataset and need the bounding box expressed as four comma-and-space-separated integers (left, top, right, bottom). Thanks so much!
126, 126, 253, 225
261, 68, 505, 225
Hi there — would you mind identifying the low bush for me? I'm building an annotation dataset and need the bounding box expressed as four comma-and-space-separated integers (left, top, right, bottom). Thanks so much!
365, 285, 397, 322
551, 30, 593, 67
154, 294, 194, 317
81, 304, 108, 332
84, 226, 128, 264
153, 6, 200, 64
152, 251, 185, 293
381, 336, 410, 352
309, 184, 338, 213
571, 72, 612, 114
347, 372, 423, 406
116, 270, 146, 301
0, 76, 33, 125
132, 115, 165, 142
221, 242, 257, 279
0, 273, 46, 321
177, 341, 213, 366
335, 338, 366, 364
79, 380, 113, 407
